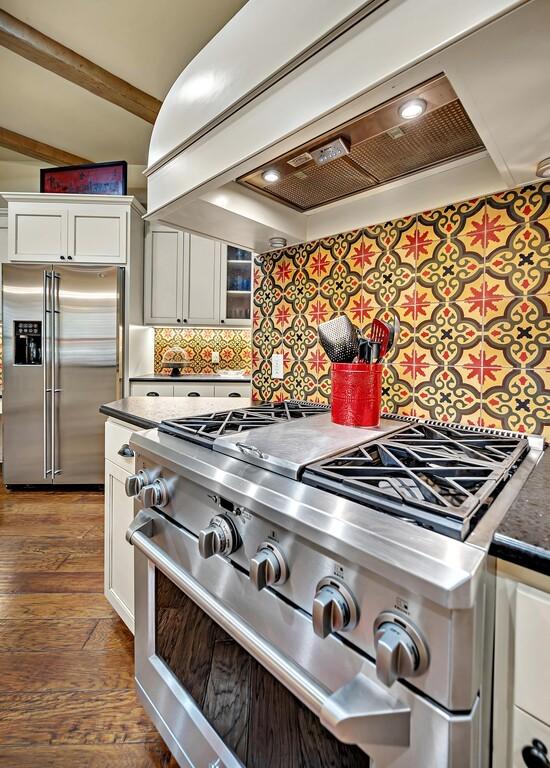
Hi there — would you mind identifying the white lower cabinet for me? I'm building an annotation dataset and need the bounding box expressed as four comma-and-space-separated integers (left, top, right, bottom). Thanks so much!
104, 419, 138, 633
130, 381, 250, 397
494, 560, 550, 767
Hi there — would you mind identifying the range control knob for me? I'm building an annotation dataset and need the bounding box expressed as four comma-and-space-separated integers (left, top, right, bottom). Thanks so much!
199, 514, 241, 559
138, 479, 169, 509
249, 542, 289, 590
125, 469, 151, 498
373, 611, 429, 688
312, 577, 359, 639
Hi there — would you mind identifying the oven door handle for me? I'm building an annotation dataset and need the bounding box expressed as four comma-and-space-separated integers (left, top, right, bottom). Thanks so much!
127, 512, 410, 749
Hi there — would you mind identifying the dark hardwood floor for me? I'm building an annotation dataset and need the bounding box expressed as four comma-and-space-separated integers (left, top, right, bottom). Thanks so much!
0, 480, 177, 767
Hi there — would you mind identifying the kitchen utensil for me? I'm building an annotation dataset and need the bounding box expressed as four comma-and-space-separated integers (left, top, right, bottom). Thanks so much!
369, 318, 391, 358
318, 316, 359, 363
368, 341, 381, 364
384, 314, 400, 358
357, 338, 370, 362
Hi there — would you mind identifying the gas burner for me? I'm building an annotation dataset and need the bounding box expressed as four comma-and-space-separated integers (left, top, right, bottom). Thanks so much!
159, 399, 329, 447
303, 423, 529, 539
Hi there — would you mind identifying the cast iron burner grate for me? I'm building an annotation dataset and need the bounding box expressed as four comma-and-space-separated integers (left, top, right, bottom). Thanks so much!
159, 400, 329, 448
303, 423, 528, 540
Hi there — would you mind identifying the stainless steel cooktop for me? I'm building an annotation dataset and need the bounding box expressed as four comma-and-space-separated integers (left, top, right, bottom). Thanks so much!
158, 400, 531, 540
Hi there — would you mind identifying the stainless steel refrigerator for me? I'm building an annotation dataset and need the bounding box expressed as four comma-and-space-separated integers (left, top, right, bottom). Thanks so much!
2, 264, 123, 486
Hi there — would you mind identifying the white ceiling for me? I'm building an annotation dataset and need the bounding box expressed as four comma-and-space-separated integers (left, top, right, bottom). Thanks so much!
0, 0, 247, 192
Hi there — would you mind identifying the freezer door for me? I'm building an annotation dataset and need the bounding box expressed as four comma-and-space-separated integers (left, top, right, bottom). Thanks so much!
54, 265, 121, 484
2, 264, 52, 485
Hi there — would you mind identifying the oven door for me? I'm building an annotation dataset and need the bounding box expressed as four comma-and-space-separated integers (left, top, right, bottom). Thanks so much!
128, 509, 481, 768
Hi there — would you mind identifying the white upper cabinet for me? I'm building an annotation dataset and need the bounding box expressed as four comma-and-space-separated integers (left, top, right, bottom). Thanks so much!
185, 233, 220, 326
143, 223, 252, 327
68, 205, 127, 263
4, 194, 144, 265
144, 224, 185, 325
9, 204, 68, 262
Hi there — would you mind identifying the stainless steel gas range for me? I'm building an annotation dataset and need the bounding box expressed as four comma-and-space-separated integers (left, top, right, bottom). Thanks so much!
125, 400, 544, 768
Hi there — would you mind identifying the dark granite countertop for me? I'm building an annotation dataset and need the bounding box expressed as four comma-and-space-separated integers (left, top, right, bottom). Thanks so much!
100, 396, 253, 431
490, 448, 550, 576
130, 373, 251, 383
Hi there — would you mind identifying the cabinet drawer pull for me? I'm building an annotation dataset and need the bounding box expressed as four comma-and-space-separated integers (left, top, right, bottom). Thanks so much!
188, 392, 201, 397
146, 391, 160, 397
522, 740, 550, 767
117, 443, 135, 458
228, 392, 241, 397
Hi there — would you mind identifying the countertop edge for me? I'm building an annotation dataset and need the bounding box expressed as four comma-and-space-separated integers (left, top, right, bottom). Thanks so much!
490, 534, 550, 577
100, 404, 157, 430
129, 375, 251, 383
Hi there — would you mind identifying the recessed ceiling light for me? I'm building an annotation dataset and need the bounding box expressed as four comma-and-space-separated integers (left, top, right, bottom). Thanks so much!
536, 157, 550, 178
262, 169, 281, 183
399, 98, 427, 120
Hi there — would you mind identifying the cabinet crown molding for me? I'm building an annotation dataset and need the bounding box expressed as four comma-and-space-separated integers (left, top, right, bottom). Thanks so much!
1, 192, 146, 216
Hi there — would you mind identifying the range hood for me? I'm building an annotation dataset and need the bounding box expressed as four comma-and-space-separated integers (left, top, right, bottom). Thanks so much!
145, 0, 550, 253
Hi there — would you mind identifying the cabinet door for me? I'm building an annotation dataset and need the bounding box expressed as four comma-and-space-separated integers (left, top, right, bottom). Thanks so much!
220, 243, 253, 326
130, 382, 174, 397
514, 584, 550, 724
9, 203, 68, 261
144, 224, 185, 325
173, 383, 215, 397
68, 205, 127, 263
104, 458, 135, 632
184, 233, 220, 325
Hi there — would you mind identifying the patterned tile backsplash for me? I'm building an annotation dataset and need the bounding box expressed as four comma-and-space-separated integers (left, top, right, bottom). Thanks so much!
252, 181, 550, 437
154, 328, 251, 375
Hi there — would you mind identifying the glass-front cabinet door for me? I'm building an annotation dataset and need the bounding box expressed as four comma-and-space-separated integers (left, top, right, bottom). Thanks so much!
220, 244, 253, 326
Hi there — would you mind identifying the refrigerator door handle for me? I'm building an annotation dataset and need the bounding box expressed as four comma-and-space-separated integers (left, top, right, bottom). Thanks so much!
52, 271, 62, 477
42, 270, 53, 479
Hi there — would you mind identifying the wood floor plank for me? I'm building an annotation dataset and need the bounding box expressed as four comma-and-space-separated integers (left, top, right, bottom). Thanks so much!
0, 572, 103, 593
0, 650, 135, 692
0, 744, 178, 768
57, 551, 104, 571
0, 593, 115, 619
0, 689, 161, 746
0, 553, 69, 572
0, 512, 102, 538
0, 619, 97, 652
0, 537, 103, 556
84, 618, 134, 652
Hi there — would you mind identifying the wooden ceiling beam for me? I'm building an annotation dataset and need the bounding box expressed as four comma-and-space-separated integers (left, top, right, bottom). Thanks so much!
0, 126, 91, 166
0, 10, 161, 123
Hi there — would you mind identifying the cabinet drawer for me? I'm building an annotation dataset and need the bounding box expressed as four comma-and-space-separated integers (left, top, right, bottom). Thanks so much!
105, 419, 138, 472
214, 382, 251, 398
131, 382, 174, 397
173, 383, 215, 397
512, 706, 550, 767
515, 584, 550, 724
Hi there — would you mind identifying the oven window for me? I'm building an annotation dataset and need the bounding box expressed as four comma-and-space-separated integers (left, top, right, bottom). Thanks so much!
155, 569, 370, 768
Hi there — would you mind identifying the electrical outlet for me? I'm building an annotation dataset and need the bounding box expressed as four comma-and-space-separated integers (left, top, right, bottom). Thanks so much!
271, 353, 283, 379
211, 351, 220, 363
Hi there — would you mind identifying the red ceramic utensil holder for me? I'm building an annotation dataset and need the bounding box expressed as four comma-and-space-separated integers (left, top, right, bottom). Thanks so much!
331, 363, 382, 427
